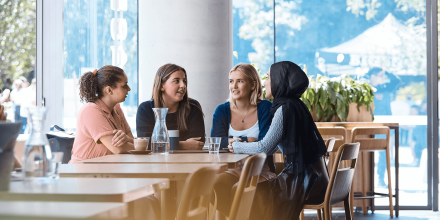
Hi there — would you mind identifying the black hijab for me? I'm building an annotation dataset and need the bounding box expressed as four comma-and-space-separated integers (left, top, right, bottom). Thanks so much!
269, 61, 326, 169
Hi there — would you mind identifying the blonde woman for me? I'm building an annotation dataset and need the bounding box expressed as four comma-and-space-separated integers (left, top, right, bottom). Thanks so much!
210, 63, 275, 216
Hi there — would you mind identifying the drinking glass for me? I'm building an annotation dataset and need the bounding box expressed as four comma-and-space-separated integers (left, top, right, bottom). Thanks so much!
134, 137, 149, 151
207, 137, 222, 154
50, 152, 64, 179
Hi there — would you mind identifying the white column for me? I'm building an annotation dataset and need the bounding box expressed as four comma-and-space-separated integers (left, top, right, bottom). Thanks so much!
139, 0, 233, 136
36, 0, 64, 131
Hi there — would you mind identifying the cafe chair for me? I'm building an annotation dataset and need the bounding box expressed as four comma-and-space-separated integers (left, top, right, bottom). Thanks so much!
324, 137, 336, 165
228, 153, 267, 220
300, 142, 360, 220
273, 149, 284, 174
317, 127, 347, 152
351, 127, 394, 217
318, 127, 347, 172
176, 166, 219, 220
46, 125, 75, 164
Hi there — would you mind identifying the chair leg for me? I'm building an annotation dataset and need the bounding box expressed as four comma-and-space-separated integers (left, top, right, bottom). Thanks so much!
350, 185, 354, 218
344, 197, 352, 220
317, 209, 323, 220
361, 152, 368, 215
323, 204, 331, 220
300, 209, 305, 220
386, 147, 394, 218
216, 211, 227, 220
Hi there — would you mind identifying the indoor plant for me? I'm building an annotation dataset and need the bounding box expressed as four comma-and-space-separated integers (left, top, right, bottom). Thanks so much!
261, 69, 376, 122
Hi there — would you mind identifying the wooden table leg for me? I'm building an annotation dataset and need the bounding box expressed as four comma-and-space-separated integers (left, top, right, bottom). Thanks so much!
127, 200, 136, 220
162, 181, 176, 220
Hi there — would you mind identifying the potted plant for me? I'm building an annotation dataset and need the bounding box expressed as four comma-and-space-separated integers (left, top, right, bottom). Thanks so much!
261, 70, 376, 122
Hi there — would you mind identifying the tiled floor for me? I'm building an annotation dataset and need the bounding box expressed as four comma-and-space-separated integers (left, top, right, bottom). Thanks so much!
303, 210, 440, 220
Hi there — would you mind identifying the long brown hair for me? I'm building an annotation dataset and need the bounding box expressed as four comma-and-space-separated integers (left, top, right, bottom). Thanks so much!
78, 65, 125, 103
152, 63, 201, 132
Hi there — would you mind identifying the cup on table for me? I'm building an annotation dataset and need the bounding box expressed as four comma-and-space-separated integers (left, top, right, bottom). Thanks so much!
203, 138, 210, 150
207, 137, 222, 154
50, 152, 64, 179
134, 137, 149, 151
168, 130, 179, 150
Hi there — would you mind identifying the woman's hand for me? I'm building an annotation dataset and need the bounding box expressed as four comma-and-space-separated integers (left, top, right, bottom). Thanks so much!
228, 137, 241, 146
180, 137, 204, 150
247, 137, 258, 142
112, 130, 128, 147
228, 144, 234, 153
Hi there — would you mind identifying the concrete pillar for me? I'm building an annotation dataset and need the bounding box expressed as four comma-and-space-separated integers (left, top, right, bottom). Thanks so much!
139, 0, 232, 136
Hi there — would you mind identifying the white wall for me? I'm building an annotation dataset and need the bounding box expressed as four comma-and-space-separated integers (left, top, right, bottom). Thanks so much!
139, 0, 232, 136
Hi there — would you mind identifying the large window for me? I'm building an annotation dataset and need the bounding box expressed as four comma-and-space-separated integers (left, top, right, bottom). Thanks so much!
63, 0, 138, 134
234, 0, 428, 208
0, 0, 36, 134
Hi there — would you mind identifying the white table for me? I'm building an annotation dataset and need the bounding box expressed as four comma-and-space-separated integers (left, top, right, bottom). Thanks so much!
59, 163, 227, 220
0, 178, 169, 220
0, 201, 126, 220
80, 153, 249, 169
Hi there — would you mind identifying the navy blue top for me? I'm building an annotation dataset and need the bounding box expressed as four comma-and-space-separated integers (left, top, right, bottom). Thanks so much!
210, 100, 273, 149
136, 99, 205, 143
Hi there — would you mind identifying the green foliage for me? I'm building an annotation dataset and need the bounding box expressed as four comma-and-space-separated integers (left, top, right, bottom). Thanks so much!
301, 74, 376, 121
261, 73, 376, 122
0, 0, 36, 89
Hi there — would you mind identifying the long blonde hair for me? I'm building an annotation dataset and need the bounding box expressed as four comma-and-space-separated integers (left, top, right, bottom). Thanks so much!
228, 63, 263, 108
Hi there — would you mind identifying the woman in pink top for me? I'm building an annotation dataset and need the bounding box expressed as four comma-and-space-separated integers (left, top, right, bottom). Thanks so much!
69, 65, 134, 164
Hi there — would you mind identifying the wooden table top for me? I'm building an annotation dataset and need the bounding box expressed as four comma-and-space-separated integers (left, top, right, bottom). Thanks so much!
80, 153, 250, 169
315, 122, 399, 128
59, 163, 228, 180
0, 201, 126, 220
0, 178, 169, 203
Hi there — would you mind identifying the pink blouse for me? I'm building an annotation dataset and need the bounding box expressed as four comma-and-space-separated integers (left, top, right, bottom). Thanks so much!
68, 99, 133, 164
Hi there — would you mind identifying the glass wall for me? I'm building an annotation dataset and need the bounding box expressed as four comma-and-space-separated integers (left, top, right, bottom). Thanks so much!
233, 0, 274, 75
63, 0, 138, 134
234, 0, 428, 207
0, 0, 37, 134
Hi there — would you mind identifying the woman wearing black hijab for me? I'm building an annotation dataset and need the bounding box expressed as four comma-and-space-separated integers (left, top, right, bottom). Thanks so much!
229, 61, 329, 220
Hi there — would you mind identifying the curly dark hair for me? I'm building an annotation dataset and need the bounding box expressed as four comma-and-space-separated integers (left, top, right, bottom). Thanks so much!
79, 65, 125, 103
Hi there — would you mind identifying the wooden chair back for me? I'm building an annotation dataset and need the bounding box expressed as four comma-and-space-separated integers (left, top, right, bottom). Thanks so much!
176, 166, 219, 220
229, 153, 267, 220
325, 137, 336, 153
351, 127, 390, 151
325, 143, 360, 206
318, 127, 346, 152
323, 137, 336, 166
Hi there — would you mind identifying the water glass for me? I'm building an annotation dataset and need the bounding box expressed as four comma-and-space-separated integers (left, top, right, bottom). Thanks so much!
134, 137, 149, 151
50, 152, 64, 179
207, 137, 222, 154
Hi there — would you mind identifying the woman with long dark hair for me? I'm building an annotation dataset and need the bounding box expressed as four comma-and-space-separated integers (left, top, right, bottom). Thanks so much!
228, 61, 329, 220
137, 63, 205, 149
69, 65, 134, 164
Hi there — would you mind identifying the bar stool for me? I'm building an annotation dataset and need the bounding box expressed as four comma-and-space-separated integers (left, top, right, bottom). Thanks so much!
317, 127, 347, 152
351, 127, 394, 218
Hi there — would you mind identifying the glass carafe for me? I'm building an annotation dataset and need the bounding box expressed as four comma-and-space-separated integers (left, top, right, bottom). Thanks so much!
23, 107, 53, 181
151, 108, 170, 154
